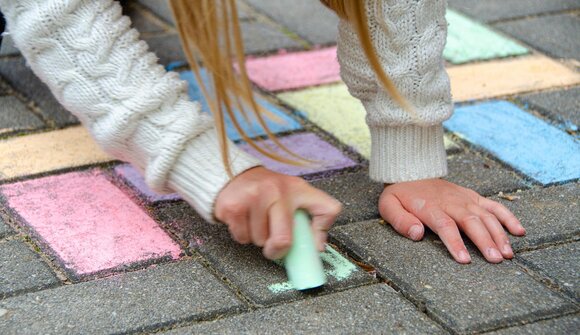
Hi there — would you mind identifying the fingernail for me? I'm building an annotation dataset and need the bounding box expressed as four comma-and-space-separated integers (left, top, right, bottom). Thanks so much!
408, 225, 423, 241
503, 244, 513, 255
488, 248, 502, 260
458, 250, 471, 263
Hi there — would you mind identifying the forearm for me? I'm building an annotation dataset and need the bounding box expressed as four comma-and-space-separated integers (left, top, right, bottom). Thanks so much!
337, 0, 452, 183
0, 0, 261, 222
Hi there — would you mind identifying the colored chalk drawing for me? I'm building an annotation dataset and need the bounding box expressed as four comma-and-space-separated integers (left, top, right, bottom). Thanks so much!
268, 245, 358, 293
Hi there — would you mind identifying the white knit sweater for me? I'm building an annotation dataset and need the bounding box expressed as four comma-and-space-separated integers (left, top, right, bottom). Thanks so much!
0, 0, 452, 221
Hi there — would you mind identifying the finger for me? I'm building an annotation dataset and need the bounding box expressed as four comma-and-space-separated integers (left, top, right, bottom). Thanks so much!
248, 200, 272, 247
446, 205, 504, 263
479, 198, 525, 236
225, 213, 251, 245
413, 207, 471, 264
469, 205, 513, 259
263, 201, 293, 260
379, 193, 424, 241
293, 189, 342, 252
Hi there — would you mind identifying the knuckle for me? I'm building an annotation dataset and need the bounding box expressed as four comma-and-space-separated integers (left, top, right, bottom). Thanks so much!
461, 214, 481, 225
434, 218, 455, 230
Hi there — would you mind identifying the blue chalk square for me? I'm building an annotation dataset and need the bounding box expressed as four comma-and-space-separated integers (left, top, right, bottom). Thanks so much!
179, 70, 302, 141
444, 101, 580, 185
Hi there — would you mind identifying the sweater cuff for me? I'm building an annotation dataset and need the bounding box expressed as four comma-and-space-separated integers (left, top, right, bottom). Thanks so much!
167, 129, 262, 223
369, 125, 448, 183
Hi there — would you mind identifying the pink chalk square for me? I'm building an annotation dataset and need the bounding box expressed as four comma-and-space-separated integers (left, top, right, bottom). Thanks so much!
244, 47, 340, 92
114, 164, 181, 203
237, 132, 357, 176
0, 170, 181, 279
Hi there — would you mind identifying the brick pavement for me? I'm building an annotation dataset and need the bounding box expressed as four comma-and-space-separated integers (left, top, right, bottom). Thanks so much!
0, 1, 578, 333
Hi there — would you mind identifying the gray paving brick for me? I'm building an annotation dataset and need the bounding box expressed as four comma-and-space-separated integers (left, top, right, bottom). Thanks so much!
0, 58, 78, 127
491, 183, 579, 251
244, 0, 339, 45
165, 284, 446, 334
137, 0, 176, 25
123, 1, 166, 34
0, 96, 45, 135
518, 242, 579, 301
145, 20, 302, 66
0, 216, 14, 239
494, 14, 580, 60
137, 0, 252, 25
448, 0, 580, 23
487, 314, 580, 335
311, 171, 383, 226
446, 151, 528, 196
0, 240, 60, 299
518, 87, 580, 131
239, 20, 304, 54
0, 259, 245, 334
154, 202, 374, 307
331, 220, 577, 334
0, 34, 20, 57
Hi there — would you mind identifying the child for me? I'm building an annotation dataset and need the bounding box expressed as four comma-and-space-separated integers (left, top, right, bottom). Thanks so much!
0, 0, 525, 264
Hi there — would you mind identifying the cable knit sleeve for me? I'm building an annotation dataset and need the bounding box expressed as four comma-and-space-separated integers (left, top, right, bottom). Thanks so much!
337, 0, 453, 183
0, 0, 261, 222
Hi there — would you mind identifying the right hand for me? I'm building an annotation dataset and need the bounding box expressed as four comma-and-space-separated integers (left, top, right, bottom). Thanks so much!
215, 167, 342, 260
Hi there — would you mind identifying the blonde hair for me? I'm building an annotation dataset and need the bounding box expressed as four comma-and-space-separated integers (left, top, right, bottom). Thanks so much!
170, 0, 409, 177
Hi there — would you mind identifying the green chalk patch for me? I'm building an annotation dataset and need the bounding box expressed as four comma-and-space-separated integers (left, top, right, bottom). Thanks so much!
269, 245, 359, 293
444, 10, 529, 64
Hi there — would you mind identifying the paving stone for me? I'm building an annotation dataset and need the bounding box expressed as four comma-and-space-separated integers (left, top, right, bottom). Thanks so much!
154, 202, 374, 306
245, 46, 341, 92
518, 242, 579, 300
0, 34, 19, 57
448, 0, 580, 23
0, 240, 60, 299
495, 14, 580, 61
445, 151, 528, 196
137, 0, 176, 25
244, 0, 338, 45
137, 0, 252, 25
143, 34, 187, 66
331, 220, 578, 334
518, 87, 580, 133
113, 163, 181, 203
447, 55, 580, 102
487, 314, 580, 335
310, 171, 383, 226
445, 101, 580, 185
0, 170, 182, 281
0, 58, 78, 127
0, 260, 246, 334
180, 70, 302, 141
0, 216, 14, 239
237, 20, 304, 55
123, 1, 166, 34
0, 126, 113, 181
0, 96, 45, 135
445, 10, 528, 64
165, 284, 446, 334
238, 133, 357, 177
492, 184, 580, 251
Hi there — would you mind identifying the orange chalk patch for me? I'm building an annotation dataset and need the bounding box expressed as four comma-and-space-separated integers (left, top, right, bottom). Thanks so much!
449, 56, 580, 102
0, 126, 113, 180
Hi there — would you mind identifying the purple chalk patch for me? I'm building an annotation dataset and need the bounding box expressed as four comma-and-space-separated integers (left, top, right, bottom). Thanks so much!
114, 164, 181, 203
237, 133, 357, 176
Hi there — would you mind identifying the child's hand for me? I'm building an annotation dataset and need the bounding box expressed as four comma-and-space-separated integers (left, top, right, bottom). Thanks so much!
215, 167, 342, 260
379, 179, 525, 264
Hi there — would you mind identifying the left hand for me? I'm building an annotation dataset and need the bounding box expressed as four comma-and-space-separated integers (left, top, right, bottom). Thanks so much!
379, 178, 526, 264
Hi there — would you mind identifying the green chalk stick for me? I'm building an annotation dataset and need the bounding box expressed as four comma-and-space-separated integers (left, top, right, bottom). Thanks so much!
284, 210, 327, 290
